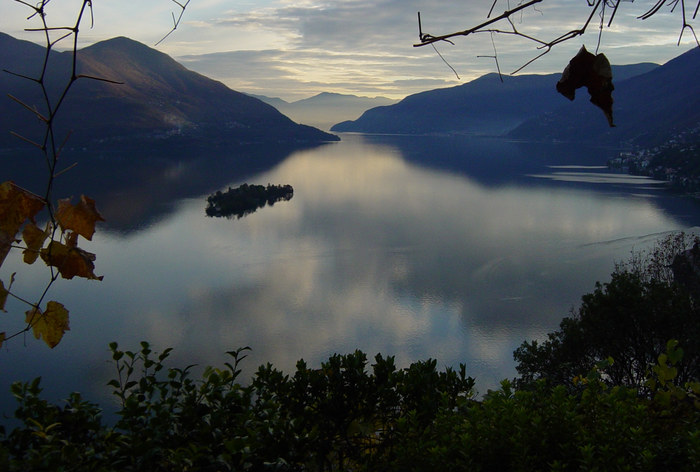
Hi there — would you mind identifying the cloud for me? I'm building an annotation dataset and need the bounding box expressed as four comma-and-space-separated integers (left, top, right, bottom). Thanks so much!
171, 0, 696, 100
4, 1, 696, 106
177, 47, 463, 100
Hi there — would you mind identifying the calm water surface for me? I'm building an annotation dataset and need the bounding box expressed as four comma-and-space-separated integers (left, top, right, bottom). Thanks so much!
1, 134, 699, 416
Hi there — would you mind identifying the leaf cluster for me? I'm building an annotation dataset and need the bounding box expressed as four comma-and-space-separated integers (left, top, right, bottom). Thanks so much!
0, 341, 698, 471
0, 182, 104, 348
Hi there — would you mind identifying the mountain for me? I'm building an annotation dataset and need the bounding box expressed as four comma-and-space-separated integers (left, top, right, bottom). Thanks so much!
509, 48, 700, 146
331, 63, 659, 136
249, 94, 290, 110
255, 92, 398, 131
0, 33, 337, 150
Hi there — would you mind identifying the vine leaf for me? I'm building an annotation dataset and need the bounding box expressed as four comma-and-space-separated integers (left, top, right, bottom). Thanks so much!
25, 301, 70, 349
56, 196, 105, 241
40, 240, 103, 281
556, 46, 615, 127
0, 181, 46, 267
22, 222, 50, 264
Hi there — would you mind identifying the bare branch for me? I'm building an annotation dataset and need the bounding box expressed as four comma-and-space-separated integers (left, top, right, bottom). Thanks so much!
415, 0, 698, 77
432, 44, 460, 79
414, 1, 544, 47
477, 32, 503, 81
9, 131, 43, 149
75, 74, 124, 85
7, 94, 48, 122
155, 0, 191, 46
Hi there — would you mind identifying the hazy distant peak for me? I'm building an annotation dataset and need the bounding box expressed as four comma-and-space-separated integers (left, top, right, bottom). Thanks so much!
244, 90, 398, 130
292, 92, 397, 104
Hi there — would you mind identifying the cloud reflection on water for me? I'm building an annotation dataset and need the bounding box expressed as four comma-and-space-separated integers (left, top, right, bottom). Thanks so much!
97, 137, 682, 387
0, 135, 692, 412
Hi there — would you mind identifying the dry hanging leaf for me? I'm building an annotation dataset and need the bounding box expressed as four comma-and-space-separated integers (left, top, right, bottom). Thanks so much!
556, 45, 615, 127
56, 195, 105, 241
0, 273, 14, 312
0, 181, 45, 267
40, 240, 103, 281
25, 301, 70, 348
22, 221, 50, 264
0, 280, 9, 312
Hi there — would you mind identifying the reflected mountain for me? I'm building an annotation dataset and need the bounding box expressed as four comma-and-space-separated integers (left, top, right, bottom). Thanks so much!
3, 141, 331, 233
2, 133, 699, 416
354, 134, 700, 227
5, 133, 700, 236
360, 134, 620, 186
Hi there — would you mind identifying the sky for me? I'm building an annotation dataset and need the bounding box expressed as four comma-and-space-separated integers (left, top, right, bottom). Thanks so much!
2, 0, 698, 101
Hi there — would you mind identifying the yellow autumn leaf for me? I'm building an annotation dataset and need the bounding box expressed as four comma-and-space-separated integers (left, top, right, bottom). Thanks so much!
40, 240, 103, 281
22, 221, 50, 264
55, 195, 105, 241
25, 301, 70, 349
0, 181, 45, 267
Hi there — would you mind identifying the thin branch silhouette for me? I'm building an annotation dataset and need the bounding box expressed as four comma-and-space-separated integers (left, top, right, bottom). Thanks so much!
415, 0, 700, 76
156, 0, 191, 46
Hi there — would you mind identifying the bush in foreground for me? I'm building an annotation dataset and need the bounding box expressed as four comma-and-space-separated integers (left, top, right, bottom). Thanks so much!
2, 233, 700, 470
0, 341, 698, 471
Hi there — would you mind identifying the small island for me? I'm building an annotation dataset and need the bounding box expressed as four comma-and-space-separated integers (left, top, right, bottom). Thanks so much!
205, 183, 294, 219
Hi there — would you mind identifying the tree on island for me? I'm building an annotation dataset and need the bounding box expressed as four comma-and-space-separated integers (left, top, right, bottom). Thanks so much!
205, 183, 294, 219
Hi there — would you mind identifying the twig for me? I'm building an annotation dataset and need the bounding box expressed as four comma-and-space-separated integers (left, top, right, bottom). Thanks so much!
155, 0, 191, 46
414, 0, 544, 47
477, 32, 503, 81
432, 44, 460, 79
415, 0, 699, 77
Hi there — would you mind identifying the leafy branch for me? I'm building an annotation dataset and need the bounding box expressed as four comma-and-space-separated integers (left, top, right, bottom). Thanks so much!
1, 1, 190, 349
0, 1, 109, 349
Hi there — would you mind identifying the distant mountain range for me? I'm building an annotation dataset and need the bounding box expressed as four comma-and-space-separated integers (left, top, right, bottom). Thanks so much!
332, 49, 699, 147
0, 33, 337, 150
251, 92, 398, 131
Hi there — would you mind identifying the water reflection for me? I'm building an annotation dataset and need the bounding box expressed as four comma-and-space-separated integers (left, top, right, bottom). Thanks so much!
1, 134, 698, 418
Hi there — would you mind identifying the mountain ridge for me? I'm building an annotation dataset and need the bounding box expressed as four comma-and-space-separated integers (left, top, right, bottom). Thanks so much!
0, 33, 338, 150
330, 58, 677, 142
331, 72, 564, 135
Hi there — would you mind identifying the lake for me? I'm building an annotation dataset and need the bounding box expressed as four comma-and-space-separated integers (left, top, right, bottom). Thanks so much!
1, 133, 699, 417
